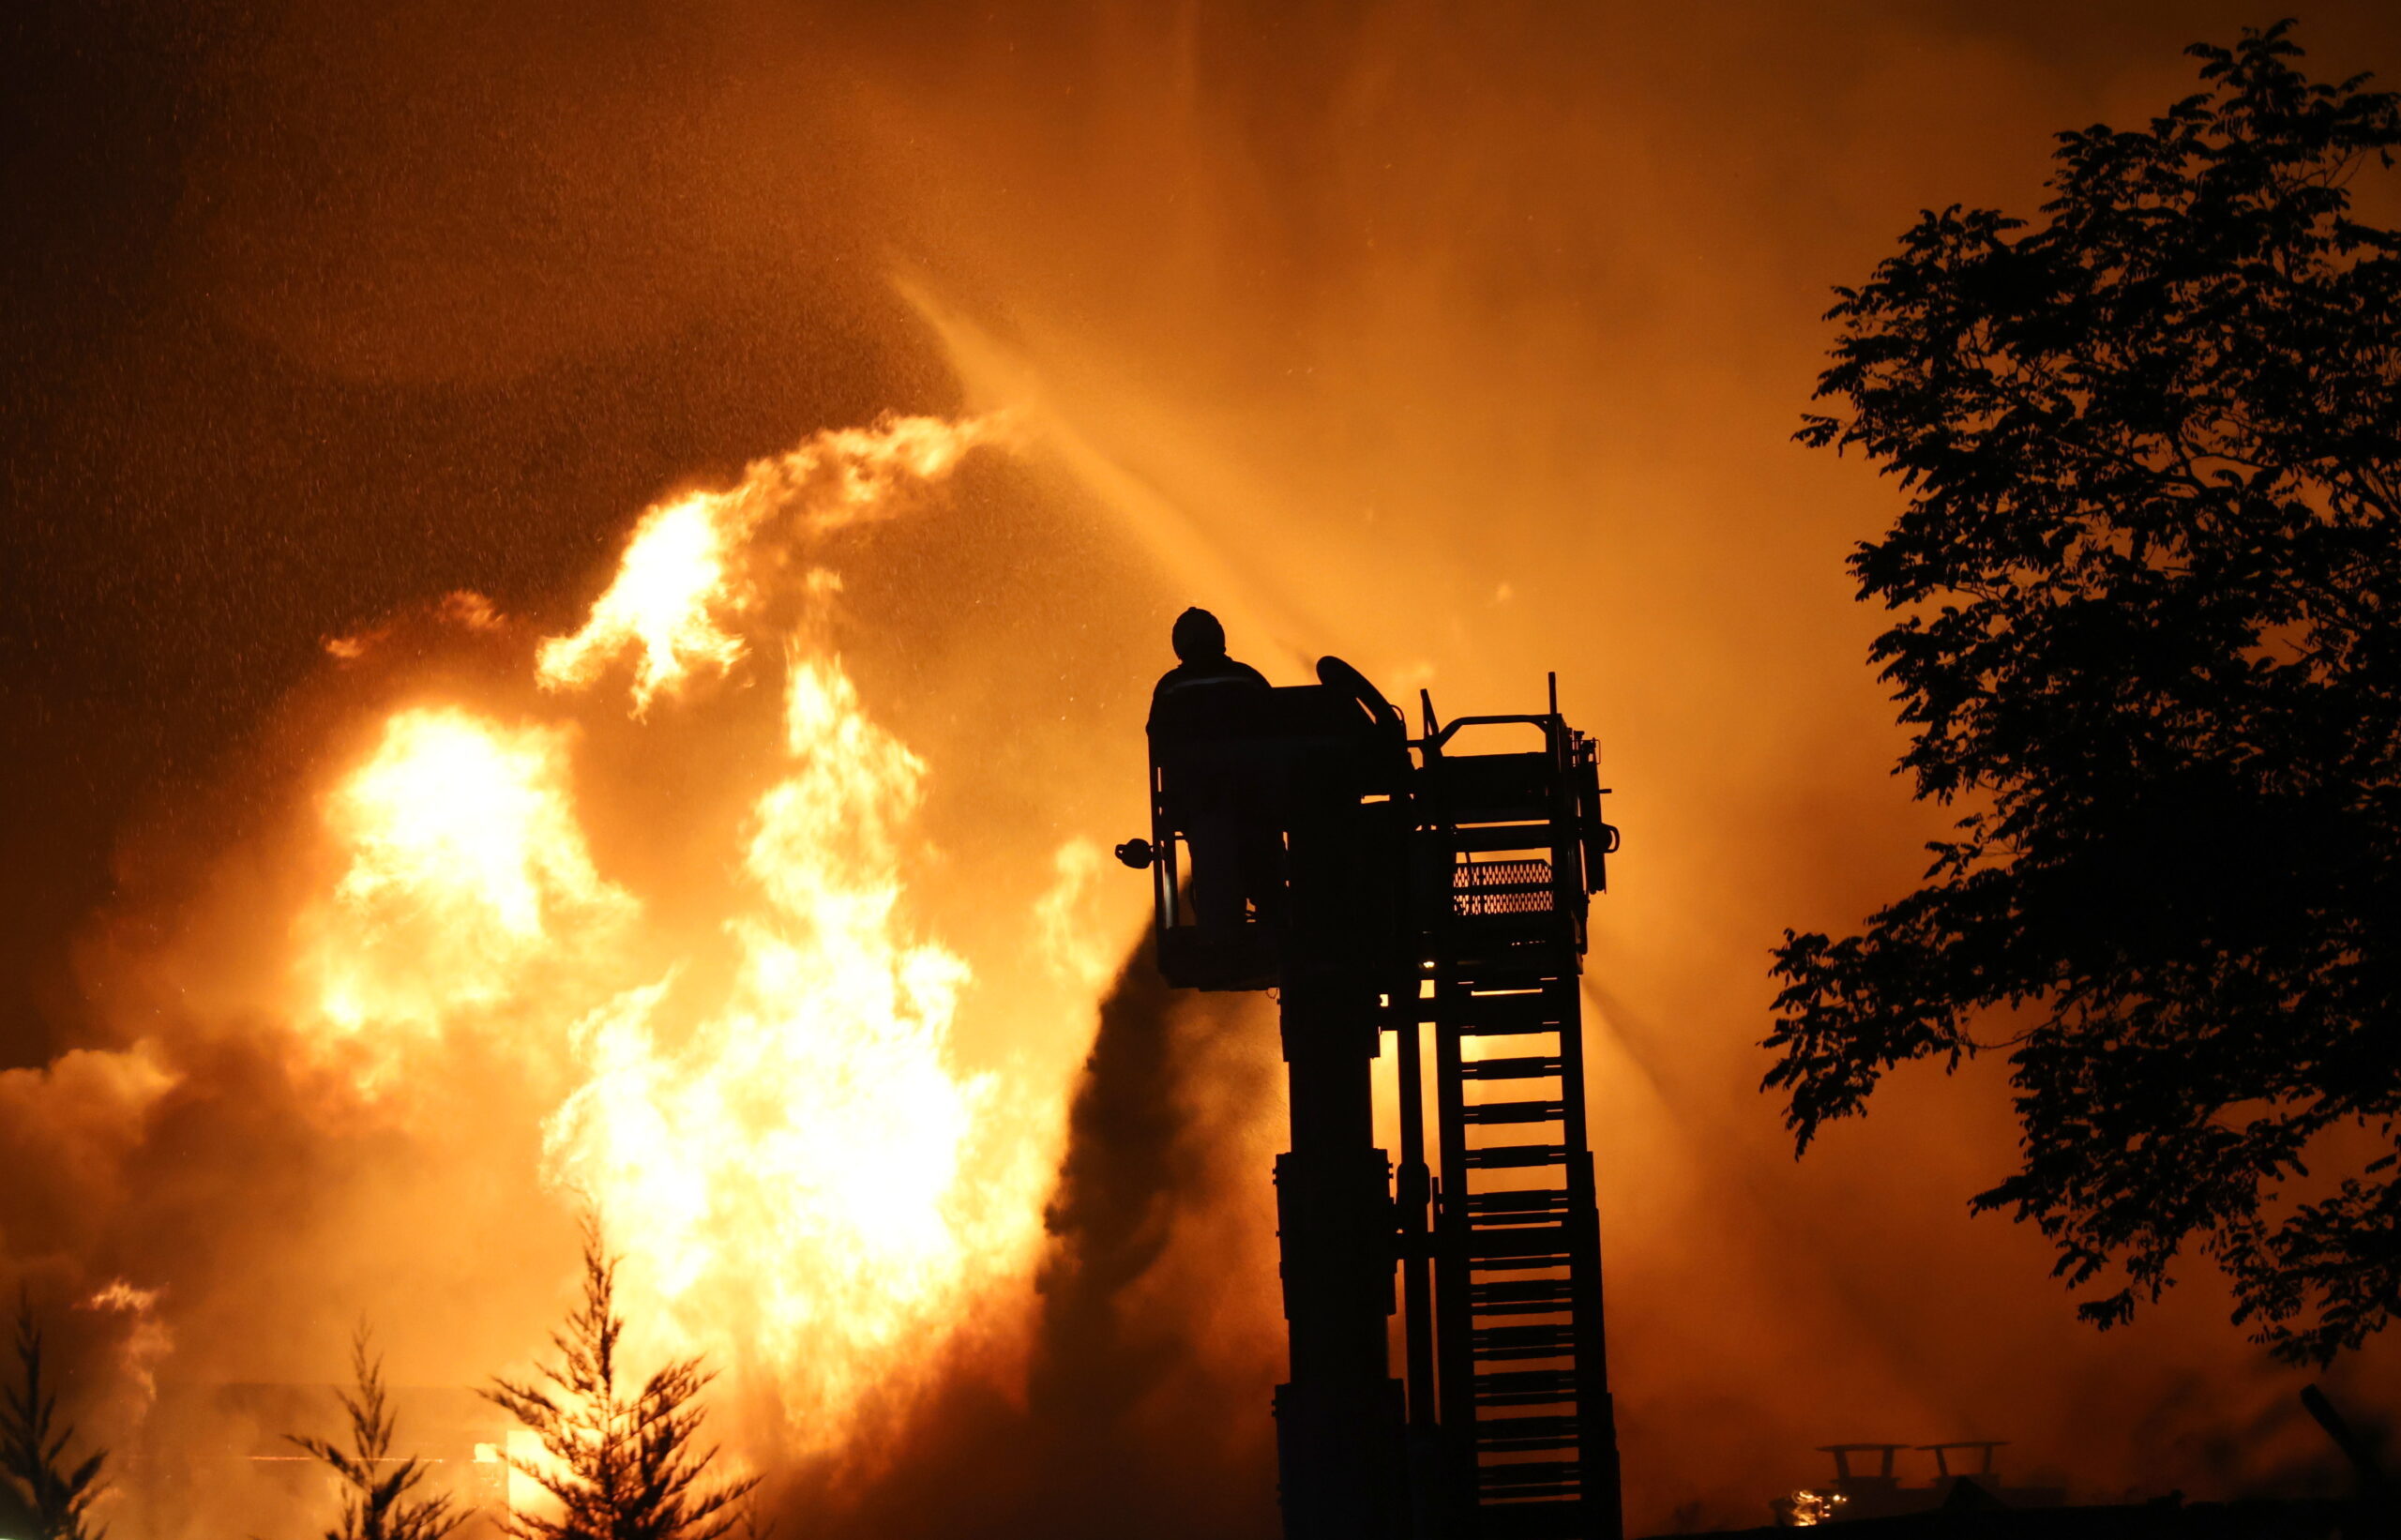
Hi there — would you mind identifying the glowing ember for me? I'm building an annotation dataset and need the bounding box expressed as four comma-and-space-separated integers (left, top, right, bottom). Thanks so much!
1781, 1488, 1847, 1526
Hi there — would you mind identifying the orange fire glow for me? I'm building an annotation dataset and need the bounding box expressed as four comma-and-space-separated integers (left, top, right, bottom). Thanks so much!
285, 412, 1036, 1454
536, 414, 1014, 712
299, 707, 636, 1083
542, 651, 1040, 1441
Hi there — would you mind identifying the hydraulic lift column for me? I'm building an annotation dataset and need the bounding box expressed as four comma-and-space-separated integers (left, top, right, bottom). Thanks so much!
1270, 740, 1407, 1540
1273, 971, 1402, 1540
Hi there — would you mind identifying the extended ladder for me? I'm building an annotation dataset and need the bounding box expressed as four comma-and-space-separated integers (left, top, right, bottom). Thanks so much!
1403, 692, 1622, 1540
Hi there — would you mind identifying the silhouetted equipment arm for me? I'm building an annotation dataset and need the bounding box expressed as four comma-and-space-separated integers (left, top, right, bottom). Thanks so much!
1119, 642, 1626, 1540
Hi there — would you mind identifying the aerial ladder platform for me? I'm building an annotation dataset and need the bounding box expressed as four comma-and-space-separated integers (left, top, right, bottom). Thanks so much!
1120, 654, 1623, 1540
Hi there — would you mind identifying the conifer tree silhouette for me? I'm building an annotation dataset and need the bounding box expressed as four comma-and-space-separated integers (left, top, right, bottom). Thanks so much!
481, 1222, 759, 1540
288, 1327, 467, 1540
1, 1291, 109, 1540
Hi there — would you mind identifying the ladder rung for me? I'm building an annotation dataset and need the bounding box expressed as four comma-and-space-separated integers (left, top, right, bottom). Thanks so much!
1464, 1225, 1573, 1261
1480, 1460, 1583, 1492
1464, 1190, 1573, 1218
1471, 1277, 1577, 1309
1473, 1368, 1578, 1407
1462, 967, 1569, 992
1459, 1268, 1575, 1306
1462, 1100, 1565, 1125
1458, 929, 1578, 951
1461, 1144, 1567, 1169
1455, 1020, 1564, 1039
1474, 1414, 1582, 1450
1449, 914, 1573, 940
1472, 1324, 1578, 1361
1449, 823, 1561, 853
1460, 1056, 1563, 1080
1453, 990, 1572, 1034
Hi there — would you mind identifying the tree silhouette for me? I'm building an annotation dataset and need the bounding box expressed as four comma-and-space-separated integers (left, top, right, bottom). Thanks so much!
481, 1222, 759, 1540
288, 1327, 468, 1540
1, 1291, 109, 1540
1770, 21, 2401, 1364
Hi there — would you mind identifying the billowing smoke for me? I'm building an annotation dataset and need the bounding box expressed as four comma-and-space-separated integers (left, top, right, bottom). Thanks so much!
773, 942, 1287, 1540
1021, 942, 1280, 1534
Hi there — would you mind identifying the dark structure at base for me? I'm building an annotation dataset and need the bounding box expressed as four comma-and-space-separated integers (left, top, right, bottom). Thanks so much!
1693, 1497, 2363, 1540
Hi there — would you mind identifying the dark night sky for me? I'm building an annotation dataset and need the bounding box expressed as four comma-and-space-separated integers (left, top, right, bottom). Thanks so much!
2, 0, 931, 1062
12, 1, 2401, 1061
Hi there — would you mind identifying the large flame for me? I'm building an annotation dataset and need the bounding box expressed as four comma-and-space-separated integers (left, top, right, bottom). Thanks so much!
293, 412, 1034, 1452
536, 414, 1013, 712
301, 707, 637, 1078
536, 494, 748, 713
544, 653, 1027, 1438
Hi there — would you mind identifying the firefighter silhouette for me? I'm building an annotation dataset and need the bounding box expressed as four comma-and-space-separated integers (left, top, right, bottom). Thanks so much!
1147, 608, 1287, 929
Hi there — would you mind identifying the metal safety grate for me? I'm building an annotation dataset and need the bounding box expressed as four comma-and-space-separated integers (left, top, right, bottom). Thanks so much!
1453, 858, 1555, 916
